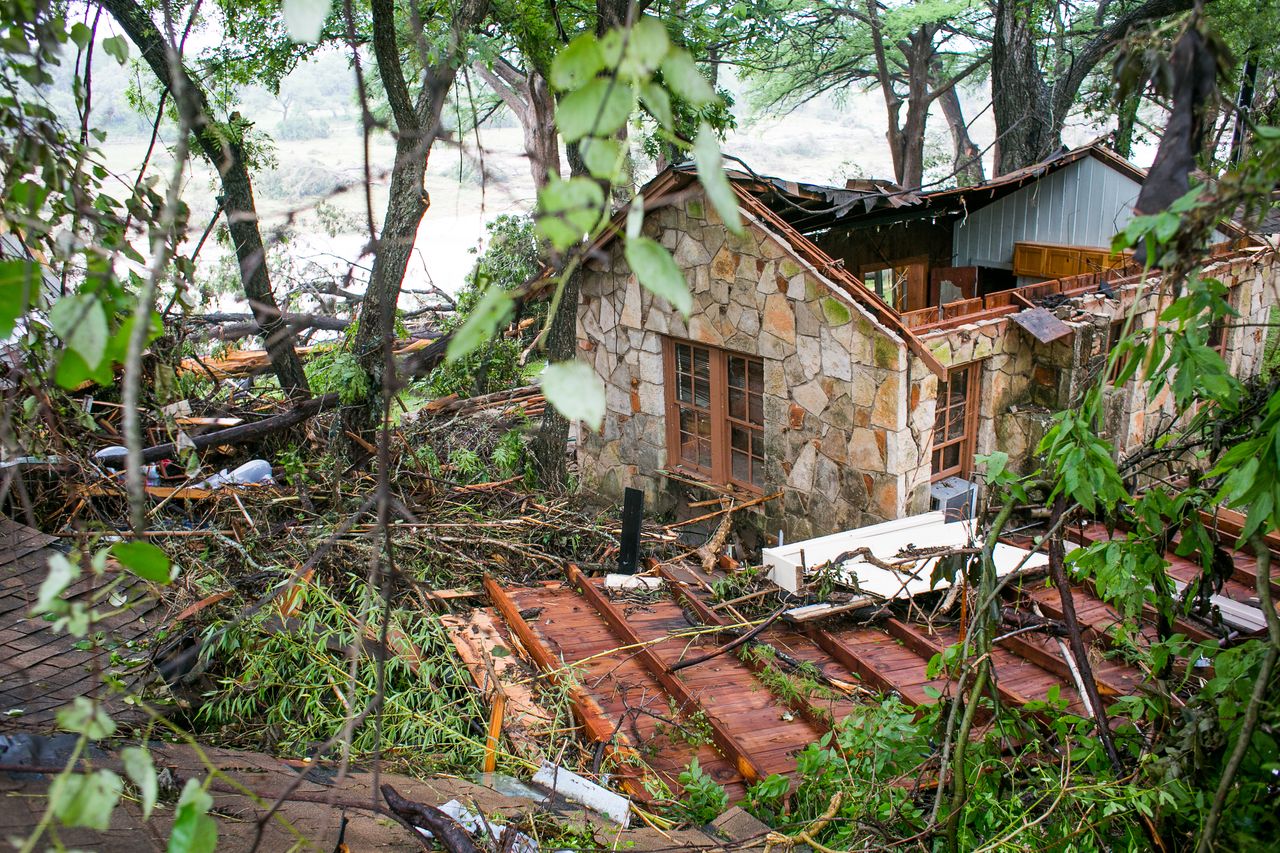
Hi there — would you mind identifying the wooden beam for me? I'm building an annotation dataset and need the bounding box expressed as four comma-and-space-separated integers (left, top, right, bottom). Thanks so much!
653, 564, 837, 733
801, 624, 919, 701
996, 633, 1126, 699
482, 576, 651, 799
565, 564, 766, 784
884, 618, 1034, 708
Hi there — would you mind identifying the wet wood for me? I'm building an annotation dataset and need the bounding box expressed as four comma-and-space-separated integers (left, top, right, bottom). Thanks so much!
566, 563, 768, 783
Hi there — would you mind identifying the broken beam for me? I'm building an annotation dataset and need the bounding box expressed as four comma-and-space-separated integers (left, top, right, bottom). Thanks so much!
482, 575, 651, 800
565, 564, 766, 784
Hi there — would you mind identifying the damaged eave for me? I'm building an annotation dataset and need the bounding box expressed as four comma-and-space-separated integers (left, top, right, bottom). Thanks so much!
730, 183, 948, 378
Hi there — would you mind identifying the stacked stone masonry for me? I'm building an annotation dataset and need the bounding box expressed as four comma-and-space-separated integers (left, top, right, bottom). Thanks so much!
575, 184, 1280, 542
576, 194, 927, 542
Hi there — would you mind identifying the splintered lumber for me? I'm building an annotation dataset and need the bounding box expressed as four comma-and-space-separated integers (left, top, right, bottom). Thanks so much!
96, 392, 340, 464
440, 609, 552, 763
481, 576, 651, 798
565, 563, 767, 784
182, 338, 433, 379
422, 385, 542, 417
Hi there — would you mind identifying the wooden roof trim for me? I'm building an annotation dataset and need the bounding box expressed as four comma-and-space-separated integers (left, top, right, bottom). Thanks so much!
731, 184, 948, 378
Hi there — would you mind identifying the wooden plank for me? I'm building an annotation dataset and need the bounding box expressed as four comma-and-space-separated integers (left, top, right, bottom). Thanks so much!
884, 618, 1034, 708
654, 564, 838, 734
440, 608, 553, 763
482, 576, 651, 799
996, 633, 1128, 698
803, 624, 932, 705
566, 564, 766, 784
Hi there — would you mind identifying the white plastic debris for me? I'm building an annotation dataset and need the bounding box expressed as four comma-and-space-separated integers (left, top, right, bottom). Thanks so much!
532, 761, 631, 827
413, 799, 538, 853
198, 459, 273, 490
604, 573, 664, 591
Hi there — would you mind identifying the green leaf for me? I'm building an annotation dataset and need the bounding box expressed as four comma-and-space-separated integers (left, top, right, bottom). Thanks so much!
282, 0, 331, 43
57, 696, 117, 740
639, 83, 673, 129
122, 747, 158, 820
693, 123, 742, 235
535, 176, 605, 251
660, 50, 715, 106
580, 136, 624, 181
0, 260, 36, 337
101, 35, 129, 65
618, 16, 670, 77
541, 361, 605, 431
69, 22, 92, 50
446, 287, 514, 363
977, 450, 1009, 483
49, 293, 108, 369
550, 33, 604, 91
50, 770, 122, 831
556, 78, 634, 143
110, 541, 172, 583
168, 779, 217, 853
36, 553, 79, 615
625, 237, 691, 317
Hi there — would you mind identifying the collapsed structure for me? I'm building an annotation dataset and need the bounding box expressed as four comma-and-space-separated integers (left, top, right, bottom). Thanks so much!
573, 143, 1278, 541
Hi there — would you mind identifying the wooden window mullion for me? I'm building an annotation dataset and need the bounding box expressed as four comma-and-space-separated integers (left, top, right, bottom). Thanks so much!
710, 349, 728, 484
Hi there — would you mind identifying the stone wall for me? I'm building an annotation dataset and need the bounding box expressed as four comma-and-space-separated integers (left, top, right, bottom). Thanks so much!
575, 189, 923, 542
920, 252, 1280, 478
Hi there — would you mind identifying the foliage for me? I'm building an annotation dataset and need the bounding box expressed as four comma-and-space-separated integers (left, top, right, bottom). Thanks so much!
275, 111, 332, 140
429, 215, 540, 398
197, 576, 484, 769
447, 14, 742, 430
677, 757, 728, 825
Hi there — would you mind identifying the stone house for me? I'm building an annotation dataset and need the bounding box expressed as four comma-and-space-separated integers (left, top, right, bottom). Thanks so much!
573, 147, 1278, 542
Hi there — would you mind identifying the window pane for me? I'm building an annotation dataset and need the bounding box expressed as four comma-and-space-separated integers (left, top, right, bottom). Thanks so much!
731, 425, 749, 452
728, 386, 746, 420
698, 432, 712, 469
693, 346, 710, 381
748, 361, 763, 395
694, 376, 711, 408
678, 409, 698, 466
942, 443, 960, 471
728, 356, 745, 389
732, 449, 750, 483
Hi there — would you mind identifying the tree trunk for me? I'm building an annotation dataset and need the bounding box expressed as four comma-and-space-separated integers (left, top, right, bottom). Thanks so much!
345, 0, 490, 437
992, 0, 1197, 174
1113, 88, 1141, 159
991, 0, 1058, 175
937, 82, 985, 185
897, 29, 933, 190
102, 0, 311, 397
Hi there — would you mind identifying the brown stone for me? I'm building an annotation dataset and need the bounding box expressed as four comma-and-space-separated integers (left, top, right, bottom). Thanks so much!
848, 428, 883, 469
871, 378, 898, 428
762, 292, 793, 343
712, 246, 737, 280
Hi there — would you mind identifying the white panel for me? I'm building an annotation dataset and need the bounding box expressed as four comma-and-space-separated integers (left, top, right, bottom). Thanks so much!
763, 512, 1049, 596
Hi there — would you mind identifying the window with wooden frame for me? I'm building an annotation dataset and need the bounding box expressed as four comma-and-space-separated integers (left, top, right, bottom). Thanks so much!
1207, 318, 1227, 355
931, 363, 980, 482
663, 338, 765, 490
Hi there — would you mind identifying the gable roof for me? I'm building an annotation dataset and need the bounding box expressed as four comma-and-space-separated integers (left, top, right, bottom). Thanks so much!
582, 168, 947, 377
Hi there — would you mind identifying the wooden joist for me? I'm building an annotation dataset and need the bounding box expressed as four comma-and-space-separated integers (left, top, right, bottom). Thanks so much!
481, 575, 652, 799
565, 563, 767, 784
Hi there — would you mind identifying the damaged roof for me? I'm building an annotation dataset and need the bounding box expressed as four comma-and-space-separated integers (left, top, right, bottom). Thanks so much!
470, 508, 1280, 802
716, 142, 1149, 232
